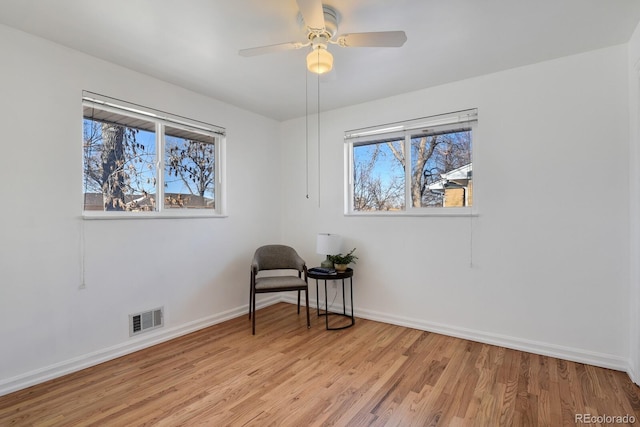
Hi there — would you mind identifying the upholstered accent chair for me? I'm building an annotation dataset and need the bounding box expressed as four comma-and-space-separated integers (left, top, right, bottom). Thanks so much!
249, 245, 310, 335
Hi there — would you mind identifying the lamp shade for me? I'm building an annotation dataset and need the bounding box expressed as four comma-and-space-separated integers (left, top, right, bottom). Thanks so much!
316, 233, 342, 255
307, 47, 333, 74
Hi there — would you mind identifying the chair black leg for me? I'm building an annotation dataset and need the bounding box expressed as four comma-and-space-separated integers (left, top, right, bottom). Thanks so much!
249, 272, 253, 319
305, 288, 310, 328
252, 290, 256, 335
297, 290, 301, 314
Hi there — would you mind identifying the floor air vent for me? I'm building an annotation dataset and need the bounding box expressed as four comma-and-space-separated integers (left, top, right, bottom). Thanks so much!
129, 307, 163, 336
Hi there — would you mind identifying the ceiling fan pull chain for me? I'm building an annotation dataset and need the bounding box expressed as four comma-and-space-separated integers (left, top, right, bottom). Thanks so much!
317, 55, 321, 208
305, 66, 310, 200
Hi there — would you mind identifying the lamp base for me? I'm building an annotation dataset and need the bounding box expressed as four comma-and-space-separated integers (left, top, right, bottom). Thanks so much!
320, 256, 334, 269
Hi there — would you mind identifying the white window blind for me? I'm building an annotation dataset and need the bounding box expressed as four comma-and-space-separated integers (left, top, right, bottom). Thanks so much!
344, 109, 477, 144
82, 91, 225, 139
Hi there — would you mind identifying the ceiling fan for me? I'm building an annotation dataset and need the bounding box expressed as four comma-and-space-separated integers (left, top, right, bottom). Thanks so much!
238, 0, 408, 74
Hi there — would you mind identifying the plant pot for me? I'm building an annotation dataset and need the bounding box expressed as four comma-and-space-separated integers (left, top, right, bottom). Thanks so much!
334, 263, 348, 272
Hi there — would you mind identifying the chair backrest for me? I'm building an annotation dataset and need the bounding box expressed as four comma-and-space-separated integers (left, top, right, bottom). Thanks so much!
252, 245, 305, 273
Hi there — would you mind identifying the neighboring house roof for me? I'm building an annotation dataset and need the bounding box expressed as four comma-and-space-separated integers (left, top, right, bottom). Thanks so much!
83, 193, 213, 210
427, 163, 472, 193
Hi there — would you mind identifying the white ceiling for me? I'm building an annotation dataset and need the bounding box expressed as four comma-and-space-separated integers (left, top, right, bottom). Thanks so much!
1, 0, 640, 121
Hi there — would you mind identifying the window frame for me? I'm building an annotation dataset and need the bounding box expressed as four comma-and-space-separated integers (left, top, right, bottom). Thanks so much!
344, 109, 477, 217
82, 92, 227, 219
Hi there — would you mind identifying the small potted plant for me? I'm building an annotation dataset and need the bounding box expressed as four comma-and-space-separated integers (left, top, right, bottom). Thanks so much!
328, 248, 358, 272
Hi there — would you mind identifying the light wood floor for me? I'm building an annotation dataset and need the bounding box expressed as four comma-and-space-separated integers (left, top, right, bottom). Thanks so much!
1, 303, 639, 426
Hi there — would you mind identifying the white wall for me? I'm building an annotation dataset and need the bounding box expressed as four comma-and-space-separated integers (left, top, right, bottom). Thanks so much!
628, 20, 640, 385
0, 24, 283, 394
281, 44, 632, 370
1, 21, 637, 395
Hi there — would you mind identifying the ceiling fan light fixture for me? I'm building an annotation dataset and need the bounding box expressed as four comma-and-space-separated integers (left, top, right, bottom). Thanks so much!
239, 1, 407, 74
307, 47, 333, 74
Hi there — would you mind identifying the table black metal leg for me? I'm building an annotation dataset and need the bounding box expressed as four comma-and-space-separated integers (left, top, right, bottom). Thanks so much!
325, 281, 329, 329
342, 278, 346, 315
315, 279, 320, 317
307, 269, 354, 331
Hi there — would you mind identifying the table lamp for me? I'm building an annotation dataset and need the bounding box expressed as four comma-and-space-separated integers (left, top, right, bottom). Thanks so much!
316, 233, 342, 268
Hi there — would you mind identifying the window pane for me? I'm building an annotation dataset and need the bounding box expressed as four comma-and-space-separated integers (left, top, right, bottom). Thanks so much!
83, 118, 157, 212
411, 129, 472, 208
164, 127, 215, 210
353, 140, 405, 211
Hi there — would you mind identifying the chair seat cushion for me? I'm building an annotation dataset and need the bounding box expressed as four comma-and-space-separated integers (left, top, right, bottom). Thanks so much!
255, 275, 307, 291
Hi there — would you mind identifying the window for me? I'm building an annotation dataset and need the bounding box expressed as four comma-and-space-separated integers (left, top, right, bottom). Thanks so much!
82, 92, 225, 217
345, 109, 477, 215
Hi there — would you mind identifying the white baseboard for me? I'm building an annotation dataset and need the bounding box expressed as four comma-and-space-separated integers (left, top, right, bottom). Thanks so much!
360, 307, 629, 372
2, 295, 633, 397
0, 296, 280, 397
628, 362, 640, 386
282, 295, 629, 373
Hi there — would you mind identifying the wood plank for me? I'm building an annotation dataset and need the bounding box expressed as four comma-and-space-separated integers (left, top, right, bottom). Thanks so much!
0, 303, 639, 426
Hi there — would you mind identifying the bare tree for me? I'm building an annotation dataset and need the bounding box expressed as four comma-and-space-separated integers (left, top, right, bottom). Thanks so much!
83, 120, 155, 211
353, 142, 405, 211
352, 130, 471, 210
353, 144, 380, 210
386, 136, 438, 208
165, 138, 215, 207
99, 124, 126, 210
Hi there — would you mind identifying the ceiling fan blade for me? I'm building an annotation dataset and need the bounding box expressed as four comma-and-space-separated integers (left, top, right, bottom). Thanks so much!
296, 0, 325, 31
337, 31, 407, 48
239, 42, 304, 57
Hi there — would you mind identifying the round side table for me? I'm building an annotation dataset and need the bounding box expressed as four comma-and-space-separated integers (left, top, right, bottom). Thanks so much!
307, 268, 354, 330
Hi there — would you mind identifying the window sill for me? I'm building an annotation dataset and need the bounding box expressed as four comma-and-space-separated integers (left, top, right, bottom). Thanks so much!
82, 211, 227, 220
345, 208, 477, 218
